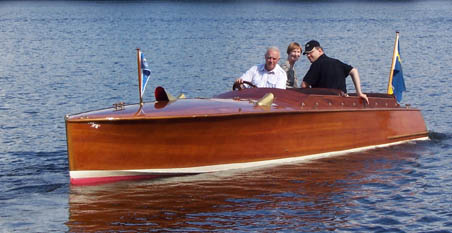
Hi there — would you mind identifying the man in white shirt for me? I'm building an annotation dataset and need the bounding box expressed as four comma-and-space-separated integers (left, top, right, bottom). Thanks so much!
235, 46, 287, 89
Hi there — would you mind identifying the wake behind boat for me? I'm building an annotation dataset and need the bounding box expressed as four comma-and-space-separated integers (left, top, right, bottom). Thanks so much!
65, 33, 428, 185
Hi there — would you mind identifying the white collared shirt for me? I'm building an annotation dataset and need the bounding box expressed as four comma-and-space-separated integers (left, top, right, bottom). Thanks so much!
240, 64, 287, 89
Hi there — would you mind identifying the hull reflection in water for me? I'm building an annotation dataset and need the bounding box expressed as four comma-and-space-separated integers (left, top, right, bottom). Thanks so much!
66, 141, 428, 232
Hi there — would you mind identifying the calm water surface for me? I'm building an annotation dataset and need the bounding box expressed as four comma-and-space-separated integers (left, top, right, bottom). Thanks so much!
0, 1, 451, 232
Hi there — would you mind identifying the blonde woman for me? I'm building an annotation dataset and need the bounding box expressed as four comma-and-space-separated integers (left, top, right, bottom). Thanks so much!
281, 42, 302, 88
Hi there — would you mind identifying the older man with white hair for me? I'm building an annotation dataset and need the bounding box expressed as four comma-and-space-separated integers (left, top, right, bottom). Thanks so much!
235, 46, 287, 89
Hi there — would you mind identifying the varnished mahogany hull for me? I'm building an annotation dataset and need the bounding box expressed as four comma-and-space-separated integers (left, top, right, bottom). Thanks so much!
66, 97, 427, 185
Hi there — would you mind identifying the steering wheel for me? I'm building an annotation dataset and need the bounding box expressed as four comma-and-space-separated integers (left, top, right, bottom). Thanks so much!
232, 81, 257, 91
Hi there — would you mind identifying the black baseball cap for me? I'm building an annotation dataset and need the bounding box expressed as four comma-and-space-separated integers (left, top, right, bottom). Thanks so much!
303, 40, 321, 55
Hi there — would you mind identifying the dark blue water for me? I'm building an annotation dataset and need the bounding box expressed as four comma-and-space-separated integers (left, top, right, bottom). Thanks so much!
1, 1, 451, 232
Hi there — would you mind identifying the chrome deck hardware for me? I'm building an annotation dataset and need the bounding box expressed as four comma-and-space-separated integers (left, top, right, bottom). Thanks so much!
113, 102, 126, 111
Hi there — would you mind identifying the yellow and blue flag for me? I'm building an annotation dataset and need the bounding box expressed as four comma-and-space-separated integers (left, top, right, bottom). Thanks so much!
392, 43, 405, 102
140, 51, 151, 98
388, 34, 406, 102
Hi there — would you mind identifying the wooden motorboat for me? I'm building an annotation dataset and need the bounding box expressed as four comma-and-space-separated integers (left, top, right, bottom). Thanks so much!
66, 33, 427, 185
65, 87, 428, 185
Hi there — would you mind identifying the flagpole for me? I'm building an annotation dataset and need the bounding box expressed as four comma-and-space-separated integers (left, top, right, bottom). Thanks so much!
136, 48, 143, 106
387, 31, 399, 94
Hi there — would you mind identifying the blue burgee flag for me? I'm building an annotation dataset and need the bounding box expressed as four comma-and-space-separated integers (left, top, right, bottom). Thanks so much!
140, 52, 151, 98
391, 40, 406, 102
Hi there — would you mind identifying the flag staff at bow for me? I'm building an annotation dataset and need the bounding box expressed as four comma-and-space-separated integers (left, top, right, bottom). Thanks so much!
387, 31, 406, 102
136, 48, 151, 106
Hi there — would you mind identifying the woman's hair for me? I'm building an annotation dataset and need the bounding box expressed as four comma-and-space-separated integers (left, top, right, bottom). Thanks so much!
287, 42, 302, 55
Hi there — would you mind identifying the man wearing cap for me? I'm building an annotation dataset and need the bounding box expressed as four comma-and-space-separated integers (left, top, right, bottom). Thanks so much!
235, 46, 287, 89
301, 40, 369, 104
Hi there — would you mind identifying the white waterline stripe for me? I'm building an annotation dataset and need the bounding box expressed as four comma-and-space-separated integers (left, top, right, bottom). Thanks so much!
70, 137, 429, 179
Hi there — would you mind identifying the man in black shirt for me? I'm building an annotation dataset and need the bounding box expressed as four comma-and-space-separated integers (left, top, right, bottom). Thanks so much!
301, 40, 369, 104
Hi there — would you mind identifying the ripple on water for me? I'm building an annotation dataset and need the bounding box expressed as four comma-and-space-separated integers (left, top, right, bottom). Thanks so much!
372, 217, 402, 226
1, 1, 452, 232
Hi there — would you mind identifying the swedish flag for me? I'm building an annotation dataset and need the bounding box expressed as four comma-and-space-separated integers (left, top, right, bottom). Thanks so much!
388, 33, 406, 102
